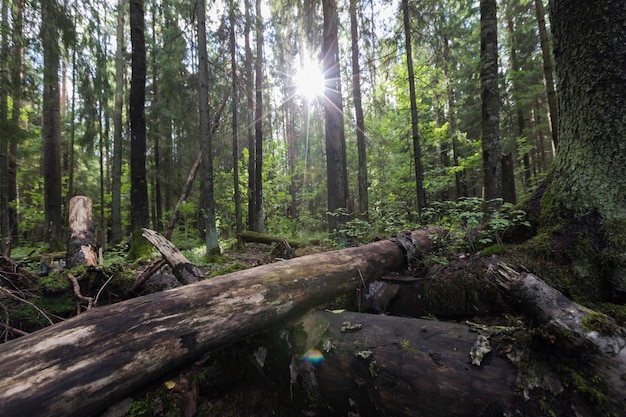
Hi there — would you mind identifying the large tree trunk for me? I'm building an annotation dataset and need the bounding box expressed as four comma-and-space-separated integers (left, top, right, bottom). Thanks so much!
0, 231, 426, 417
538, 0, 626, 296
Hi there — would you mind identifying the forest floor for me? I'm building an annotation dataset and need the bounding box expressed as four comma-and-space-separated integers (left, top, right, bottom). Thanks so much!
3, 236, 626, 417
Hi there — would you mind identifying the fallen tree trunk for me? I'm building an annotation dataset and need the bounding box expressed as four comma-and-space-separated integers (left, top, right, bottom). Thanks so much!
487, 262, 626, 414
282, 310, 517, 417
239, 230, 302, 248
0, 231, 428, 417
141, 228, 202, 285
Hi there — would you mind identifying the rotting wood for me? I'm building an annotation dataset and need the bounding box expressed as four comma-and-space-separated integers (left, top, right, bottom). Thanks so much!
487, 262, 626, 414
141, 228, 202, 285
0, 230, 427, 417
280, 310, 517, 417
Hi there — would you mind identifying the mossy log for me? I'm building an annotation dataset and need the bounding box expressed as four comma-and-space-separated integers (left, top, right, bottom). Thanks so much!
487, 262, 626, 415
239, 230, 302, 248
0, 231, 427, 417
282, 310, 517, 417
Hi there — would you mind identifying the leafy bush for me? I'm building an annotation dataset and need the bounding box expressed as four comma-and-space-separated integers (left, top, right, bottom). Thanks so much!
421, 197, 530, 253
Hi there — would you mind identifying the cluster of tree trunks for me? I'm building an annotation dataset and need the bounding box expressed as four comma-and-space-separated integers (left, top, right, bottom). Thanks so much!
0, 230, 624, 417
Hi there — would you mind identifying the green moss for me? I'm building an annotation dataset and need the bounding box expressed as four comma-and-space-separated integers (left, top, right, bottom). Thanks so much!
581, 311, 621, 337
206, 261, 249, 278
127, 386, 182, 417
595, 303, 626, 327
600, 218, 626, 293
480, 243, 507, 257
38, 273, 71, 294
558, 363, 613, 408
368, 360, 378, 377
126, 230, 155, 262
400, 339, 421, 355
203, 250, 223, 264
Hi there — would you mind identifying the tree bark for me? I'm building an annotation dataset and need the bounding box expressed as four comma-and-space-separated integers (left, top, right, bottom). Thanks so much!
480, 0, 502, 205
541, 0, 626, 295
0, 231, 426, 417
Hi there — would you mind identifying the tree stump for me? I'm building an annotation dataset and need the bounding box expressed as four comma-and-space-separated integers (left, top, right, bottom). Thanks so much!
66, 196, 98, 268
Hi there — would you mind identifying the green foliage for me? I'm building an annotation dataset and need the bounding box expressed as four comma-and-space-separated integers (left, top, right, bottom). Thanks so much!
421, 197, 530, 253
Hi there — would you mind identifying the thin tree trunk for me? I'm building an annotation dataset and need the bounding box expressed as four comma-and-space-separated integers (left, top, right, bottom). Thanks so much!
8, 0, 23, 247
322, 0, 349, 234
442, 33, 465, 199
229, 3, 242, 237
244, 0, 256, 231
41, 0, 64, 250
285, 69, 297, 220
196, 0, 219, 254
402, 0, 426, 215
0, 0, 9, 253
110, 0, 124, 244
253, 0, 264, 233
350, 0, 368, 219
504, 15, 522, 201
535, 0, 558, 149
480, 0, 502, 206
151, 3, 162, 233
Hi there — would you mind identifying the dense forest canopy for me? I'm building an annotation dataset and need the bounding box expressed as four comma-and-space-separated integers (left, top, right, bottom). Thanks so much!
0, 0, 574, 255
